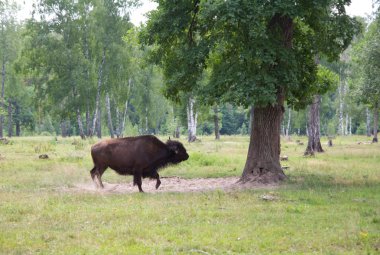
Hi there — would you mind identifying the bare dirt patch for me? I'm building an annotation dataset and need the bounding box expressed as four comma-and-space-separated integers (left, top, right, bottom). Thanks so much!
64, 176, 278, 194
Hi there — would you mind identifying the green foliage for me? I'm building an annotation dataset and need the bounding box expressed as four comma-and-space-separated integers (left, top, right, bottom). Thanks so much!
142, 0, 359, 109
350, 16, 380, 109
220, 104, 248, 135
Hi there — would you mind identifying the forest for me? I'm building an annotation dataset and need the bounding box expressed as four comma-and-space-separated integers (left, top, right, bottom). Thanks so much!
0, 0, 378, 143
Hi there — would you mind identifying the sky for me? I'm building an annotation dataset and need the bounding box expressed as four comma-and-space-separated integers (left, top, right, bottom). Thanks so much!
14, 0, 376, 25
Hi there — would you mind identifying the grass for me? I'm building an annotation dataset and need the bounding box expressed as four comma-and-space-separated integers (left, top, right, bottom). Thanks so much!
0, 135, 379, 254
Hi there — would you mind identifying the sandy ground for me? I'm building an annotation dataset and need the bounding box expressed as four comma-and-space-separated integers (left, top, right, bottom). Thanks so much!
64, 176, 278, 194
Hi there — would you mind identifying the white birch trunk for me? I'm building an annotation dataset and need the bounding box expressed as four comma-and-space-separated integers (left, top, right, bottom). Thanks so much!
91, 48, 106, 136
105, 92, 114, 138
366, 107, 371, 137
7, 99, 12, 137
145, 105, 148, 134
0, 56, 5, 138
187, 97, 197, 142
338, 86, 344, 136
115, 106, 120, 138
76, 108, 86, 139
373, 103, 379, 143
120, 79, 132, 137
345, 113, 349, 136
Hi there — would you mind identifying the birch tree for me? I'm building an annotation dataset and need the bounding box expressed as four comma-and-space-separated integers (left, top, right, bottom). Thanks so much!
305, 66, 338, 156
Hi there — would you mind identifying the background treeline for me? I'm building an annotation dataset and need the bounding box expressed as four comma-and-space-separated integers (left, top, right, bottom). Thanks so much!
0, 0, 378, 139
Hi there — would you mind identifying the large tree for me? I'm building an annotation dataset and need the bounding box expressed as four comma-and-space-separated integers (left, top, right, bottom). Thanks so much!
142, 0, 358, 183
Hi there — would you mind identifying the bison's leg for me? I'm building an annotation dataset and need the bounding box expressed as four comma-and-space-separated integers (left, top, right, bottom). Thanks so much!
151, 172, 161, 189
90, 167, 100, 188
90, 166, 106, 189
96, 167, 107, 188
133, 174, 144, 192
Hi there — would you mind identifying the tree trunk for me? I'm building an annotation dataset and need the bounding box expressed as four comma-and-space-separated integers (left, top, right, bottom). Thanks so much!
338, 74, 345, 136
240, 97, 286, 183
213, 105, 220, 140
86, 104, 91, 136
119, 79, 132, 138
187, 96, 197, 142
115, 106, 120, 138
76, 108, 86, 139
0, 57, 5, 138
15, 103, 20, 136
366, 107, 371, 137
7, 99, 12, 137
120, 100, 129, 138
373, 104, 379, 143
145, 105, 149, 134
286, 107, 291, 138
105, 92, 114, 138
91, 48, 106, 136
96, 107, 102, 138
305, 95, 324, 156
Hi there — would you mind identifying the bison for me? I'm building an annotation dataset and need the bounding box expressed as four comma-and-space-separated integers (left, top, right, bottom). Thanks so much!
90, 135, 189, 192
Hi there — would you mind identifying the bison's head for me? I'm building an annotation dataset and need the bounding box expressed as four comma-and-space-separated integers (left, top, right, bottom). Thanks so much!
166, 140, 189, 163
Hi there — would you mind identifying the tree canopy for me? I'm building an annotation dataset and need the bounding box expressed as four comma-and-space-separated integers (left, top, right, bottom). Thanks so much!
141, 0, 359, 109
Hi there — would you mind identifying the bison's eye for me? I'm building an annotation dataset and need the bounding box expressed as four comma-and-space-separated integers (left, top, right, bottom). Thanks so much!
175, 150, 178, 154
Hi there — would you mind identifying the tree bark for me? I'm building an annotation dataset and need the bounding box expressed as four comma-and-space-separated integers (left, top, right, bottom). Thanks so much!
0, 56, 5, 138
7, 99, 12, 137
76, 108, 86, 139
366, 107, 371, 137
96, 107, 102, 138
240, 95, 286, 183
213, 105, 220, 140
91, 48, 106, 136
187, 96, 197, 142
373, 103, 379, 143
105, 92, 115, 138
305, 95, 324, 156
119, 79, 132, 138
120, 100, 129, 138
115, 106, 120, 138
86, 104, 91, 136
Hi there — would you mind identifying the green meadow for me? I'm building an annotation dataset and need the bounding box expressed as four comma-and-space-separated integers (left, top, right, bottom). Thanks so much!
0, 136, 379, 254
